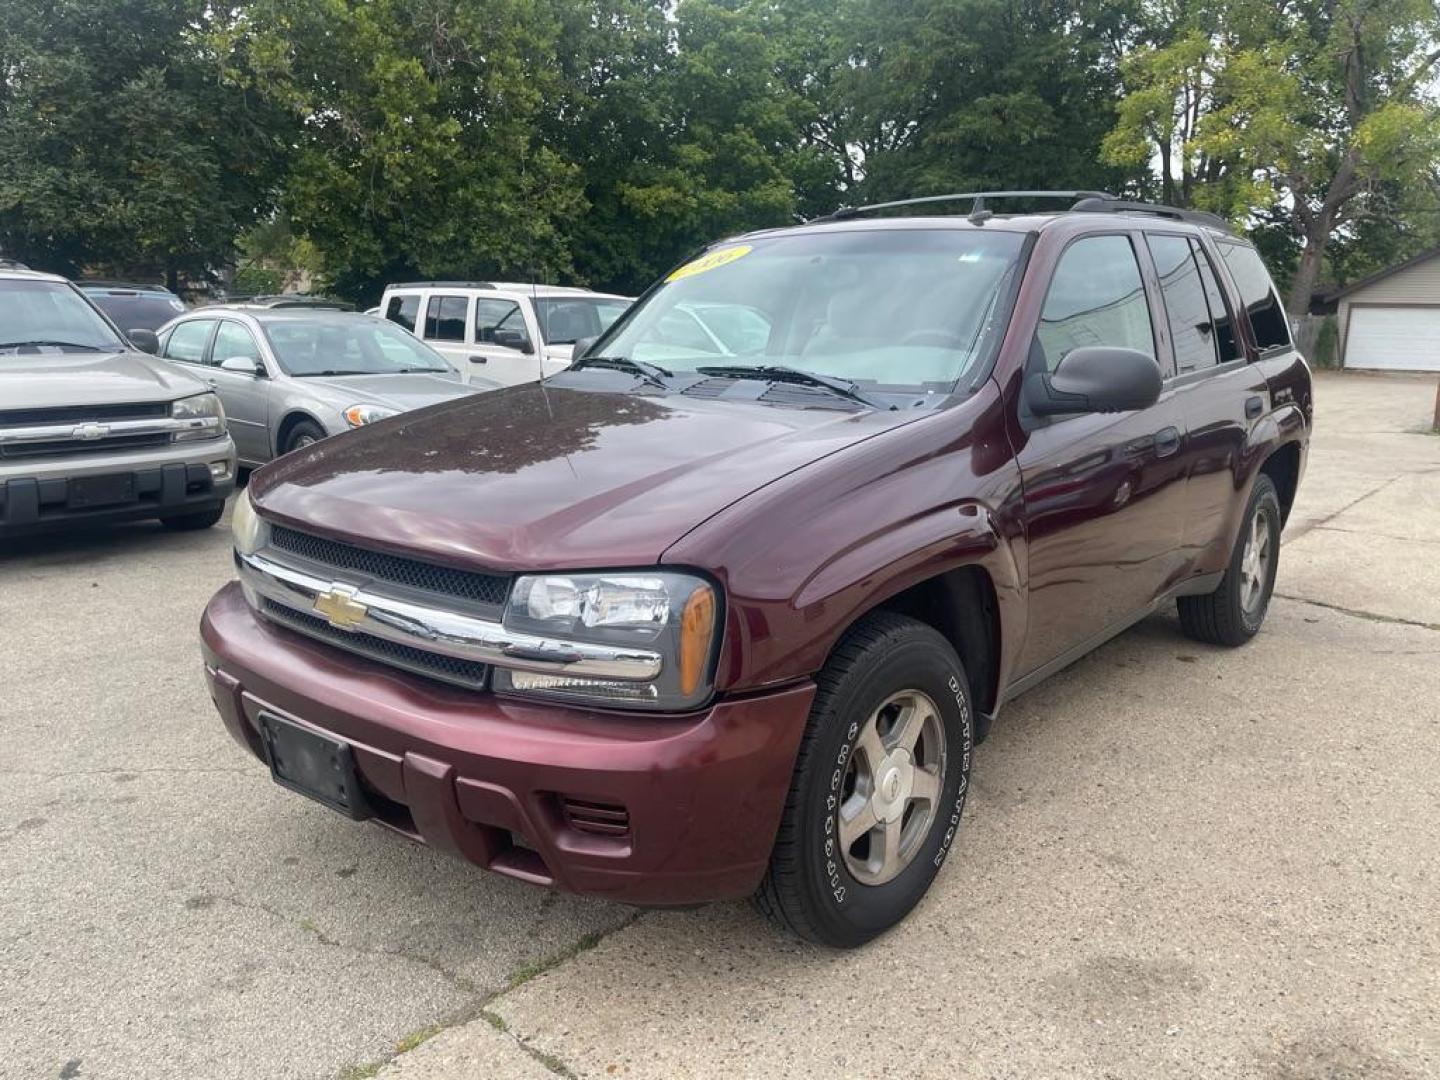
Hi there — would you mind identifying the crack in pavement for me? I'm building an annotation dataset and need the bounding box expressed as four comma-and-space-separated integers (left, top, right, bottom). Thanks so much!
1275, 593, 1440, 632
1309, 523, 1440, 546
1284, 473, 1405, 542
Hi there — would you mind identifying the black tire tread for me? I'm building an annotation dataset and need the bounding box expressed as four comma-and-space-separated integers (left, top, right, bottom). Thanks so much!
1178, 474, 1279, 647
753, 610, 960, 944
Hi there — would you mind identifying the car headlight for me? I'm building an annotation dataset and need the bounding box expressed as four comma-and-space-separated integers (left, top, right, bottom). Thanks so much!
343, 404, 399, 428
172, 392, 226, 441
494, 572, 720, 711
231, 487, 265, 557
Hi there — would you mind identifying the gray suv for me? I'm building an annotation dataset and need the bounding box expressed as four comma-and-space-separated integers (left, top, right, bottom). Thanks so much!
0, 270, 236, 536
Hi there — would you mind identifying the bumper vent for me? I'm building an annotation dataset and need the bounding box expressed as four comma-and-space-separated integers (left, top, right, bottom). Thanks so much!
269, 525, 510, 608
560, 797, 631, 837
260, 598, 490, 690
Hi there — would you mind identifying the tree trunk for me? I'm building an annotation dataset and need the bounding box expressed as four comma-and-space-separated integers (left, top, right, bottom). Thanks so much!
1287, 218, 1331, 316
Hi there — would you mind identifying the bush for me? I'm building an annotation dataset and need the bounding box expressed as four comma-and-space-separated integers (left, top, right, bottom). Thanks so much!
233, 264, 284, 296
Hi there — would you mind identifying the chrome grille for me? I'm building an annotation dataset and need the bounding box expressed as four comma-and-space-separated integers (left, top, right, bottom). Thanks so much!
269, 525, 510, 607
261, 599, 490, 690
0, 401, 175, 460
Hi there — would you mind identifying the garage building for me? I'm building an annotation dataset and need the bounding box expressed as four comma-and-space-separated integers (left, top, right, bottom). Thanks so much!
1334, 248, 1440, 371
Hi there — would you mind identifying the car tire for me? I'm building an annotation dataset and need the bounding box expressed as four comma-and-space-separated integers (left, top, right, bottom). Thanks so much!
754, 611, 974, 948
1178, 473, 1281, 647
283, 420, 326, 455
160, 504, 224, 531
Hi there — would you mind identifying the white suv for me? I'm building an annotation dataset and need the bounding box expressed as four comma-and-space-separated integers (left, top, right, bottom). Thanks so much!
378, 281, 631, 386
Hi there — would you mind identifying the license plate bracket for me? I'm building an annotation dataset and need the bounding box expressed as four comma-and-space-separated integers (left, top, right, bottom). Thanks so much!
69, 474, 134, 508
259, 712, 372, 821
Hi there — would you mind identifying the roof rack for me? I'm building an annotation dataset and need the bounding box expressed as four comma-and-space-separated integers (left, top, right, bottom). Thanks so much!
389, 280, 497, 290
1069, 197, 1233, 233
816, 190, 1117, 224
76, 279, 174, 293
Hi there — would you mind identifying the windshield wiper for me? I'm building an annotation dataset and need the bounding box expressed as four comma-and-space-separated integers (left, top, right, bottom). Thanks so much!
694, 364, 887, 410
0, 339, 109, 352
568, 355, 671, 388
295, 369, 371, 377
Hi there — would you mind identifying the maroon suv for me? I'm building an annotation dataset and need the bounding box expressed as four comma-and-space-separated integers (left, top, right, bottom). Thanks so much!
201, 193, 1310, 947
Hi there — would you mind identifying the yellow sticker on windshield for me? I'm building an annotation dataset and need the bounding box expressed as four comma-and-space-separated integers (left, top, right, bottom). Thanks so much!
666, 245, 752, 282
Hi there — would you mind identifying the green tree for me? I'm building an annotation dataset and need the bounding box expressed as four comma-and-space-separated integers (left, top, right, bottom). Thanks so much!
838, 0, 1142, 203
0, 0, 286, 285
220, 0, 590, 302
1105, 0, 1440, 312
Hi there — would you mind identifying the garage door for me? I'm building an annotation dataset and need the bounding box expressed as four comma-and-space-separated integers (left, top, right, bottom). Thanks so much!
1347, 306, 1440, 371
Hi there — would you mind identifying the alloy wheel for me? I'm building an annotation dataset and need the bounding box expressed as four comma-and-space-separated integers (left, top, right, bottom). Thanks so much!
838, 689, 947, 886
1239, 504, 1273, 615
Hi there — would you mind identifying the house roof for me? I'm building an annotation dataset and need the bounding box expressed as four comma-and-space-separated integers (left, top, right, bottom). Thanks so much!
1324, 246, 1440, 302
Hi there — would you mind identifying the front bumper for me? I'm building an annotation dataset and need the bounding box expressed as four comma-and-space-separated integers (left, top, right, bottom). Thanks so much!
0, 436, 236, 534
200, 582, 813, 905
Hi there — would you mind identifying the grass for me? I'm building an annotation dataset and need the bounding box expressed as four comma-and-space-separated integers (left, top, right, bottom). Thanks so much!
505, 927, 610, 989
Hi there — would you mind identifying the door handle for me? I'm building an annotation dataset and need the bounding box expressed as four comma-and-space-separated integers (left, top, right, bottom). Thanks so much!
1153, 426, 1181, 458
1245, 395, 1264, 419
468, 355, 487, 364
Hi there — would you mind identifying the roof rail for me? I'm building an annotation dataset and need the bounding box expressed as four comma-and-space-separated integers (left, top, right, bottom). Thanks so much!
389, 281, 496, 290
1070, 197, 1233, 234
816, 190, 1117, 224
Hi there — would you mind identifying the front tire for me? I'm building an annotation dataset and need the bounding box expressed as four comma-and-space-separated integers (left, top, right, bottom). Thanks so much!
1178, 473, 1281, 646
282, 420, 326, 455
755, 612, 974, 948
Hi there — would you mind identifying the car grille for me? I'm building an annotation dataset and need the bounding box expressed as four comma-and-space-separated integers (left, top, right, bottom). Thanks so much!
269, 525, 510, 608
0, 402, 169, 426
261, 599, 491, 690
0, 401, 172, 460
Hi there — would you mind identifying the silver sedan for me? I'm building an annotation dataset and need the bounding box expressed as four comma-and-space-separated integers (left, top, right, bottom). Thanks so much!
150, 308, 498, 464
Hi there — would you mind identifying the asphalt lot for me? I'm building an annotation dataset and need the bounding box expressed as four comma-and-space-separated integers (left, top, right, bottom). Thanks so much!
3, 371, 1438, 1080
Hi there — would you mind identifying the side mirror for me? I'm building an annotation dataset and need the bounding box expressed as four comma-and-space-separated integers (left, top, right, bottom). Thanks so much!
128, 329, 160, 355
1024, 346, 1161, 416
572, 335, 598, 360
220, 356, 264, 376
491, 328, 534, 354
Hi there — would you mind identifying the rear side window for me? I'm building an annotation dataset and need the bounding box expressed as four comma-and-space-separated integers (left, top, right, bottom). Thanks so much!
1218, 243, 1291, 352
164, 320, 215, 364
1147, 235, 1218, 374
1036, 235, 1155, 371
385, 294, 419, 333
1191, 242, 1242, 363
424, 295, 468, 342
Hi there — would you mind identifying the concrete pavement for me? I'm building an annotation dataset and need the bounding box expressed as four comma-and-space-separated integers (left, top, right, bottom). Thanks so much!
2, 371, 1437, 1079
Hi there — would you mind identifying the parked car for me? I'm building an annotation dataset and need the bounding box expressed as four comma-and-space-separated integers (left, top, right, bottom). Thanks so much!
151, 308, 492, 465
1, 269, 235, 535
200, 192, 1311, 947
378, 281, 631, 386
76, 280, 187, 334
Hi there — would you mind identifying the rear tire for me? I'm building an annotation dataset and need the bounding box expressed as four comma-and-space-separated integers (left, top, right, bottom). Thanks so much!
754, 612, 974, 948
1178, 473, 1281, 646
160, 504, 224, 531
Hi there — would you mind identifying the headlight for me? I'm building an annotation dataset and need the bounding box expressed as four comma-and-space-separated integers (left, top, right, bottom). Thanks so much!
172, 392, 226, 441
231, 487, 265, 556
494, 572, 720, 711
343, 404, 399, 428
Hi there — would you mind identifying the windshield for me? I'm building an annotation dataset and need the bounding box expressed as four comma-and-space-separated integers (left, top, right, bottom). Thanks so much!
84, 290, 187, 332
0, 279, 126, 352
262, 317, 454, 377
595, 229, 1025, 391
535, 297, 631, 344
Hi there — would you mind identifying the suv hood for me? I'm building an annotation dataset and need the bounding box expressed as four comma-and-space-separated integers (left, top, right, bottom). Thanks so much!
296, 372, 474, 412
250, 381, 918, 570
1, 350, 210, 411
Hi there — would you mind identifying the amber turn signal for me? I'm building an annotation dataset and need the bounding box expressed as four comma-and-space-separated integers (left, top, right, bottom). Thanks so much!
678, 584, 716, 697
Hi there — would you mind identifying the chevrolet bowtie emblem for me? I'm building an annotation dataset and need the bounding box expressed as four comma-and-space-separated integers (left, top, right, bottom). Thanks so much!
313, 584, 367, 630
72, 422, 110, 441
